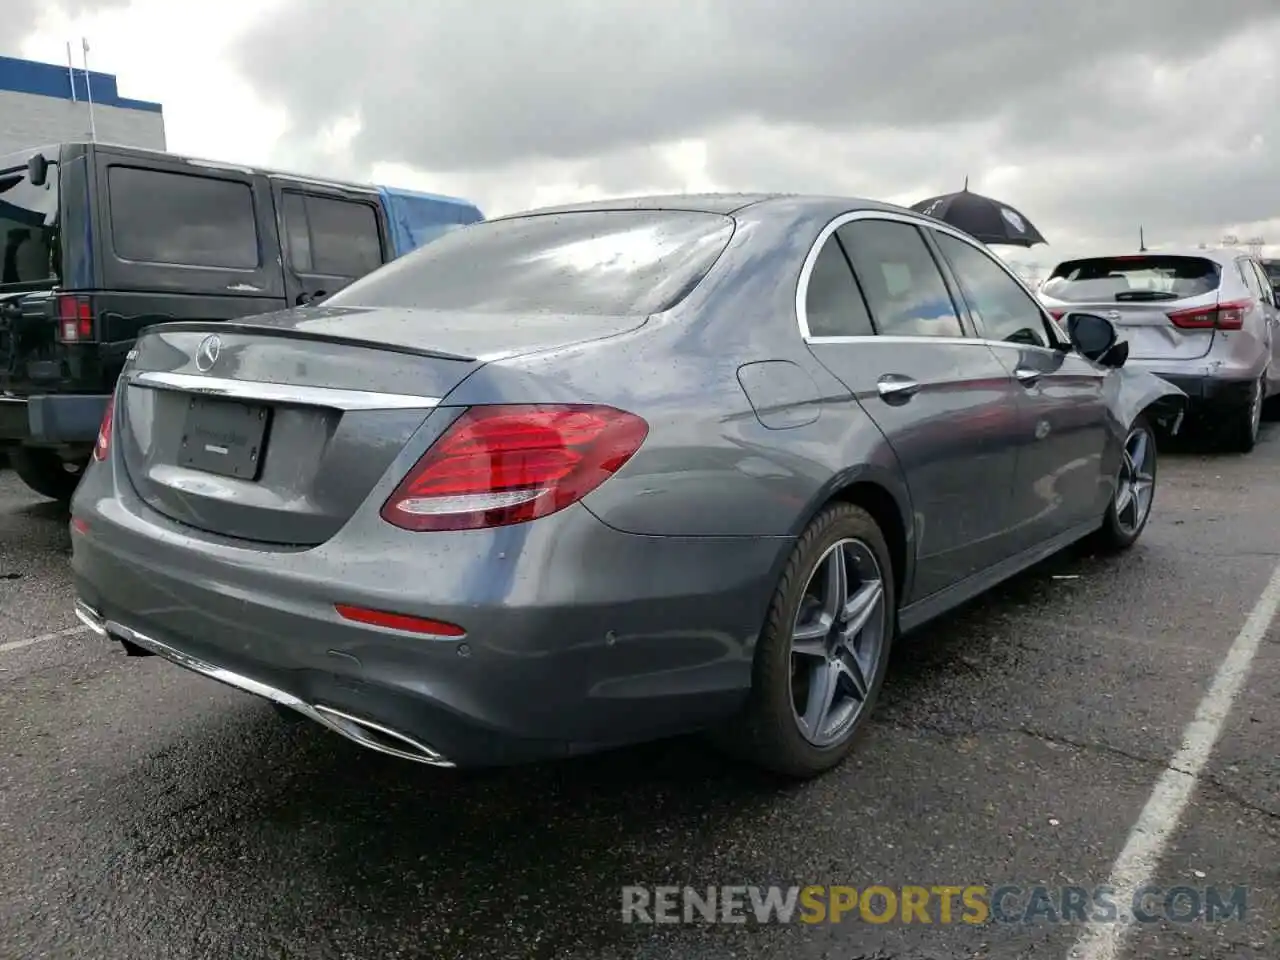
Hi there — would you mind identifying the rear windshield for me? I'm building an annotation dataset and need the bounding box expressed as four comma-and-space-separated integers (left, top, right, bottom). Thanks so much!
324, 209, 736, 316
0, 149, 59, 287
1041, 255, 1220, 303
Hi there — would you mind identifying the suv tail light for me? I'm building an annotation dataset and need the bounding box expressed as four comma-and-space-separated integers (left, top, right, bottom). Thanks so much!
1167, 299, 1249, 331
56, 295, 94, 342
381, 404, 648, 531
93, 395, 114, 462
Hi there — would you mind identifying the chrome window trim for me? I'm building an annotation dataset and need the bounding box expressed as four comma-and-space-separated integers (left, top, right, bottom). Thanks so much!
128, 371, 441, 411
796, 208, 1069, 350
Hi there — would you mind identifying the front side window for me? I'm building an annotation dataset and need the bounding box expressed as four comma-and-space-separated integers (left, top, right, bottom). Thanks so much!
803, 234, 875, 337
108, 166, 259, 269
835, 220, 963, 338
934, 232, 1052, 347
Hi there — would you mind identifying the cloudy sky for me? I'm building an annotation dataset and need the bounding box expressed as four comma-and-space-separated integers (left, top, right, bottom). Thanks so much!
9, 0, 1280, 273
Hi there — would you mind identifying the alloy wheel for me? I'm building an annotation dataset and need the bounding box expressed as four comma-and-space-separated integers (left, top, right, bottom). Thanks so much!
788, 538, 887, 747
1114, 426, 1155, 536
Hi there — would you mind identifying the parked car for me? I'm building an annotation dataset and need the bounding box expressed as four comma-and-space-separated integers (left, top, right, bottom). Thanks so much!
0, 142, 483, 501
1038, 249, 1279, 451
70, 195, 1185, 779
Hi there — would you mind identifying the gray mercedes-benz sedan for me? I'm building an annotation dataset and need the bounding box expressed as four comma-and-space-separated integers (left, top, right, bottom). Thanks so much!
69, 194, 1186, 779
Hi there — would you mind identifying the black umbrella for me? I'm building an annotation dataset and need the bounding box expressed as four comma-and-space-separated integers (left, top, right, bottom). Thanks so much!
909, 179, 1046, 247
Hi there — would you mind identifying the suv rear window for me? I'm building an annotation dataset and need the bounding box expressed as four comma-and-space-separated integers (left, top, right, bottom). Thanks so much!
107, 166, 259, 269
0, 151, 59, 287
1042, 255, 1220, 303
324, 209, 735, 316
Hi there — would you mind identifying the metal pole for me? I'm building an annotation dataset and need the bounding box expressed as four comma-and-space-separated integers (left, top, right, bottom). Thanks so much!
66, 41, 77, 102
81, 38, 97, 142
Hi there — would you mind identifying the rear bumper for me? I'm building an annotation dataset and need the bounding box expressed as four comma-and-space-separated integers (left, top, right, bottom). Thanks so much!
1147, 374, 1255, 408
0, 393, 107, 444
69, 458, 786, 767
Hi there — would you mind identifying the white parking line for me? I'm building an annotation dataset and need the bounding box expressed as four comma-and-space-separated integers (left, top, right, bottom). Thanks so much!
1068, 560, 1280, 960
0, 624, 91, 654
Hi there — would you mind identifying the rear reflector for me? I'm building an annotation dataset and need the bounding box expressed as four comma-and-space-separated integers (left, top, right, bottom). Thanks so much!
334, 603, 466, 637
1167, 299, 1249, 331
57, 295, 94, 342
381, 404, 649, 531
93, 395, 114, 462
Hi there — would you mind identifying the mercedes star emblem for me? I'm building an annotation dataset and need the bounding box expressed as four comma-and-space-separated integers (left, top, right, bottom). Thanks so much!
195, 334, 222, 372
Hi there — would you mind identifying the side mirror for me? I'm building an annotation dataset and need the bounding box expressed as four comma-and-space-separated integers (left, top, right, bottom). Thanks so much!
1066, 312, 1125, 367
26, 152, 49, 187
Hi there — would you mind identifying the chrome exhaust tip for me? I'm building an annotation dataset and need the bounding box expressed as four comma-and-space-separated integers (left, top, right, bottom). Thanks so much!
309, 704, 454, 767
74, 599, 108, 637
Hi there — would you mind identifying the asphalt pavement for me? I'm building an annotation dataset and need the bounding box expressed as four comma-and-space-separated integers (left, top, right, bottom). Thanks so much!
1, 428, 1277, 960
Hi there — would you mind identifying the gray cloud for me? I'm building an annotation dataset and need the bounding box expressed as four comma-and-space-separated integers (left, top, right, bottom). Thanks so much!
224, 1, 1280, 259
1, 0, 131, 57
235, 0, 1279, 167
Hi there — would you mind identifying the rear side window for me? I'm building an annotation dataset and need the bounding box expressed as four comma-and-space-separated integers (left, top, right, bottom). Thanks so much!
1042, 255, 1220, 303
804, 235, 875, 337
836, 220, 963, 338
324, 210, 735, 316
281, 191, 383, 277
107, 166, 258, 269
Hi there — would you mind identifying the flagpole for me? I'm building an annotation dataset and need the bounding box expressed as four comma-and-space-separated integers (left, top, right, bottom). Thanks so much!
81, 37, 97, 142
66, 41, 78, 102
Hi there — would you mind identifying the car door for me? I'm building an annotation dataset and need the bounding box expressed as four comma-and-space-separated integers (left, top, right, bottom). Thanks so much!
271, 180, 392, 306
929, 228, 1111, 550
800, 212, 1026, 603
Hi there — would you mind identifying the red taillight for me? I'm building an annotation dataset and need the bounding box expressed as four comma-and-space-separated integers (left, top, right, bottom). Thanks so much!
57, 295, 94, 342
381, 404, 649, 531
93, 395, 114, 462
334, 603, 466, 637
1167, 299, 1249, 330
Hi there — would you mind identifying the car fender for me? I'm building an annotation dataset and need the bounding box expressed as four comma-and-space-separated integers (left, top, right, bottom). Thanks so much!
1108, 367, 1187, 435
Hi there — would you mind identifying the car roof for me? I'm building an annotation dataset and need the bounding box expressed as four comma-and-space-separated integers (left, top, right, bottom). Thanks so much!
488, 192, 917, 221
46, 140, 479, 208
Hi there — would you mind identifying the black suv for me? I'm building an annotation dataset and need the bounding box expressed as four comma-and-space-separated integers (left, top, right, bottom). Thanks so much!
1, 142, 482, 500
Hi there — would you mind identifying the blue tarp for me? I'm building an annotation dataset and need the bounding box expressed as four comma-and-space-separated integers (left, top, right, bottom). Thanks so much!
376, 186, 484, 258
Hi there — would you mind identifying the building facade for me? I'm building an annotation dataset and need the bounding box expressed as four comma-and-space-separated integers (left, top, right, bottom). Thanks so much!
0, 53, 165, 158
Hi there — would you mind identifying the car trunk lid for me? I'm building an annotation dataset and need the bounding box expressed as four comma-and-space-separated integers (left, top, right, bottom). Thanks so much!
117, 305, 644, 546
1040, 254, 1223, 362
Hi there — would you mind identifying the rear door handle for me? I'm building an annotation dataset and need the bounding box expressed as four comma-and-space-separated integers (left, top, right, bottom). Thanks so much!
1014, 367, 1042, 386
876, 374, 920, 401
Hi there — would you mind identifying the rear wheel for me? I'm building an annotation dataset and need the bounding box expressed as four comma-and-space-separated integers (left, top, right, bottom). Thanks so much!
1227, 377, 1263, 452
1094, 415, 1157, 553
9, 447, 85, 502
718, 503, 895, 778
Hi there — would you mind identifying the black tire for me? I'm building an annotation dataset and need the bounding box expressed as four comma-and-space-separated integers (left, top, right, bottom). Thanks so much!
1093, 414, 1157, 553
9, 447, 86, 502
714, 502, 896, 779
1227, 378, 1263, 453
